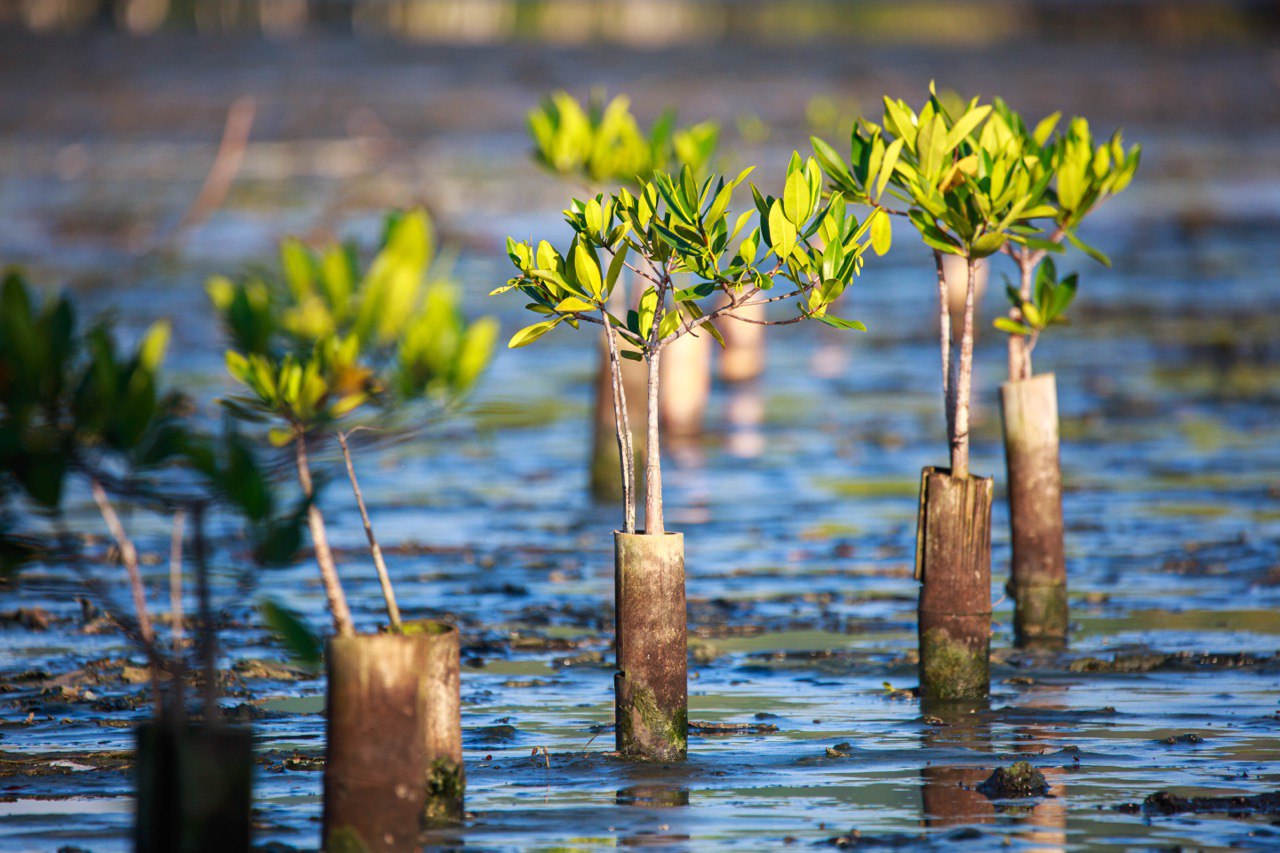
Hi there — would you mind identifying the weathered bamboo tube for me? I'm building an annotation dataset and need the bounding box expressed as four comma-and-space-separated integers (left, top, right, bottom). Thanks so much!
718, 300, 766, 383
659, 331, 712, 440
134, 721, 253, 853
915, 466, 993, 701
590, 343, 647, 502
1000, 373, 1068, 648
323, 622, 464, 851
614, 531, 687, 761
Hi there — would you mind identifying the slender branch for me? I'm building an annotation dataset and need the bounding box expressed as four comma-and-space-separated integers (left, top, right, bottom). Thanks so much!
621, 261, 661, 286
337, 431, 401, 632
643, 270, 669, 535
562, 311, 647, 348
952, 258, 980, 479
169, 508, 186, 654
91, 479, 165, 716
600, 313, 636, 534
294, 435, 355, 637
90, 479, 160, 702
1008, 253, 1035, 382
933, 251, 955, 448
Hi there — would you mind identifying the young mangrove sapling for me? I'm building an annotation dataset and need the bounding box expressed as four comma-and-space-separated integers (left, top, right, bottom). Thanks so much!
495, 155, 886, 756
984, 104, 1139, 647
813, 85, 1057, 699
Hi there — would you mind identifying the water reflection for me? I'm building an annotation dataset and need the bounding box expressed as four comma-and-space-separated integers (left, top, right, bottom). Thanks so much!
723, 380, 765, 459
615, 780, 690, 849
918, 699, 995, 830
1010, 684, 1071, 852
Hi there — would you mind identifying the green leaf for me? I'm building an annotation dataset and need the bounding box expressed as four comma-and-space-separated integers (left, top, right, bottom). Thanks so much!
816, 314, 867, 331
994, 317, 1034, 336
869, 208, 892, 256
572, 244, 603, 299
782, 167, 812, 224
637, 287, 658, 339
767, 201, 797, 259
1065, 230, 1111, 267
605, 245, 629, 294
555, 295, 597, 313
508, 318, 560, 348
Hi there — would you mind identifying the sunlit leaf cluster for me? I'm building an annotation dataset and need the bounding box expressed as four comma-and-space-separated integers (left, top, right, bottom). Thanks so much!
813, 86, 1140, 265
495, 156, 887, 354
993, 258, 1078, 340
209, 210, 498, 441
528, 90, 719, 188
0, 271, 181, 510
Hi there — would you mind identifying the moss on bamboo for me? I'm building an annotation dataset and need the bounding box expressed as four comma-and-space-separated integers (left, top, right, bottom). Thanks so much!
919, 627, 989, 701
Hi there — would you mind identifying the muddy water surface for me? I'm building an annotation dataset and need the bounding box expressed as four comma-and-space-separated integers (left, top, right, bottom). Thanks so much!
2, 32, 1280, 852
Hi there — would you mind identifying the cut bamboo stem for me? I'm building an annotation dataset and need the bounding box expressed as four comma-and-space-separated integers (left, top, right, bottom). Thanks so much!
659, 328, 712, 442
915, 467, 993, 701
1000, 373, 1068, 647
614, 531, 687, 761
135, 721, 253, 853
323, 622, 465, 849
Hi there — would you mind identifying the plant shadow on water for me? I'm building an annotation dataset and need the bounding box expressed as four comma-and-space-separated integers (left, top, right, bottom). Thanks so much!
3, 34, 1280, 853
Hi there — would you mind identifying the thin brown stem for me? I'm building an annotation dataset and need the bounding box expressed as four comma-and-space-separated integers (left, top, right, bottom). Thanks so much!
952, 258, 980, 479
295, 435, 355, 637
169, 508, 186, 654
1008, 252, 1035, 382
601, 313, 636, 534
643, 272, 668, 536
337, 431, 401, 632
90, 478, 162, 715
933, 251, 955, 447
644, 345, 663, 535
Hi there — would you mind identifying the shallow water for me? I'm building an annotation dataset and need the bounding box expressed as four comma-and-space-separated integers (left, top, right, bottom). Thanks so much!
3, 31, 1280, 853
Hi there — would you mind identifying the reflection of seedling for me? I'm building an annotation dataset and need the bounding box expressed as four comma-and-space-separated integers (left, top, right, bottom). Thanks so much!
993, 259, 1078, 360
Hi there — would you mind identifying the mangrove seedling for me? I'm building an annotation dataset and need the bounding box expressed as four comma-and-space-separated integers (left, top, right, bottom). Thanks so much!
496, 156, 886, 758
985, 104, 1139, 648
210, 209, 492, 843
0, 269, 307, 852
813, 85, 1056, 700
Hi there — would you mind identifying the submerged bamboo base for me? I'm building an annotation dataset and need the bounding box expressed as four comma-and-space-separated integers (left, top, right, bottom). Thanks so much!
323, 622, 464, 851
614, 531, 687, 762
915, 466, 994, 701
135, 721, 253, 853
1000, 373, 1068, 648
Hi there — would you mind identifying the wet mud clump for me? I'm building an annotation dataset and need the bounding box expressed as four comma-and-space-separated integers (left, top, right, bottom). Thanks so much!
977, 761, 1049, 799
1119, 790, 1280, 816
